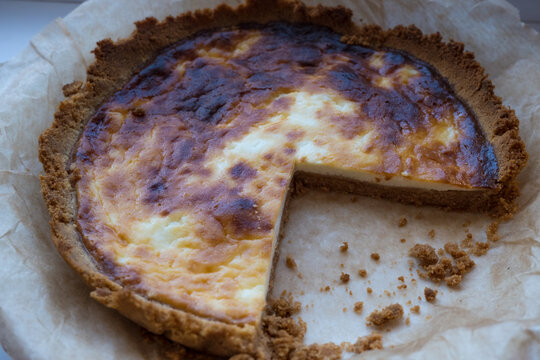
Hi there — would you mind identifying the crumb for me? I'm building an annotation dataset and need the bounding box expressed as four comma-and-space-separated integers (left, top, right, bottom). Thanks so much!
428, 229, 435, 239
424, 287, 438, 302
409, 244, 438, 266
340, 263, 344, 268
285, 255, 297, 270
297, 273, 303, 279
370, 253, 380, 261
410, 242, 474, 286
354, 301, 364, 314
398, 276, 404, 282
340, 242, 349, 253
400, 238, 406, 243
366, 304, 404, 326
405, 316, 410, 325
418, 296, 422, 301
345, 333, 383, 354
487, 221, 500, 242
445, 274, 462, 287
325, 286, 330, 292
461, 234, 474, 249
340, 272, 350, 283
367, 287, 373, 294
462, 220, 471, 227
398, 217, 407, 227
263, 296, 343, 360
397, 284, 407, 290
343, 307, 347, 313
472, 242, 490, 256
444, 242, 467, 259
426, 315, 432, 320
437, 248, 444, 256
410, 305, 420, 314
384, 290, 391, 297
349, 290, 353, 296
358, 269, 367, 277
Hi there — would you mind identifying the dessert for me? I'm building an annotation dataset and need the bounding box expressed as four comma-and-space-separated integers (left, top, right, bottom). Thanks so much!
38, 0, 527, 357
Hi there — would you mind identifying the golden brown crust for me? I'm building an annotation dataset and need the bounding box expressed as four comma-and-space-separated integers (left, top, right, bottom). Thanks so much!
38, 0, 527, 357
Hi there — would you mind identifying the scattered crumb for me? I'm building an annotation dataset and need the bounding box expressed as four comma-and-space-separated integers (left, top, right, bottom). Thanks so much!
472, 242, 490, 256
340, 242, 349, 253
285, 255, 297, 270
445, 274, 462, 287
367, 287, 373, 294
263, 296, 344, 360
343, 307, 347, 313
424, 287, 438, 302
410, 305, 420, 314
325, 286, 330, 292
400, 238, 406, 243
340, 272, 350, 283
398, 276, 404, 282
344, 333, 383, 354
384, 290, 391, 297
409, 244, 438, 266
487, 221, 500, 242
444, 242, 467, 259
354, 301, 364, 314
366, 304, 404, 326
370, 253, 380, 261
410, 243, 475, 287
349, 290, 353, 296
428, 229, 435, 239
398, 217, 408, 227
397, 284, 407, 290
405, 316, 410, 325
358, 269, 367, 277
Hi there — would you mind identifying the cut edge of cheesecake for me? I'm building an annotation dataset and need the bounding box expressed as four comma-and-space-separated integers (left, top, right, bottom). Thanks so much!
38, 0, 527, 357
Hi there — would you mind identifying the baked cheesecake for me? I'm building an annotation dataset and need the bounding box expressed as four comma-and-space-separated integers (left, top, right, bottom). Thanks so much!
38, 0, 527, 357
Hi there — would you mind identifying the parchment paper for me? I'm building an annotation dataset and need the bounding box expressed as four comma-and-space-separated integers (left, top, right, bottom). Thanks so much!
1, 0, 539, 359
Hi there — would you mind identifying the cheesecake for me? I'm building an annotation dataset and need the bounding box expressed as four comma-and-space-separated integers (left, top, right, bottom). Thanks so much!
38, 0, 527, 357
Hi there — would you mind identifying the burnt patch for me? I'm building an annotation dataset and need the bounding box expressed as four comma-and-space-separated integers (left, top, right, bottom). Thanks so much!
229, 162, 257, 180
211, 196, 272, 236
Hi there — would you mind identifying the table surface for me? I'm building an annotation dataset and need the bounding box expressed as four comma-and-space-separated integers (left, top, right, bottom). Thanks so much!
0, 0, 539, 359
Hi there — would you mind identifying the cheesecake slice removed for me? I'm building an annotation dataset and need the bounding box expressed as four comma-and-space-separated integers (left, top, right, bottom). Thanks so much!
38, 1, 527, 357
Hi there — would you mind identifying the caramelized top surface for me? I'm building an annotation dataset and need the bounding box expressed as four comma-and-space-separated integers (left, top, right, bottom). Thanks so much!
73, 22, 497, 324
